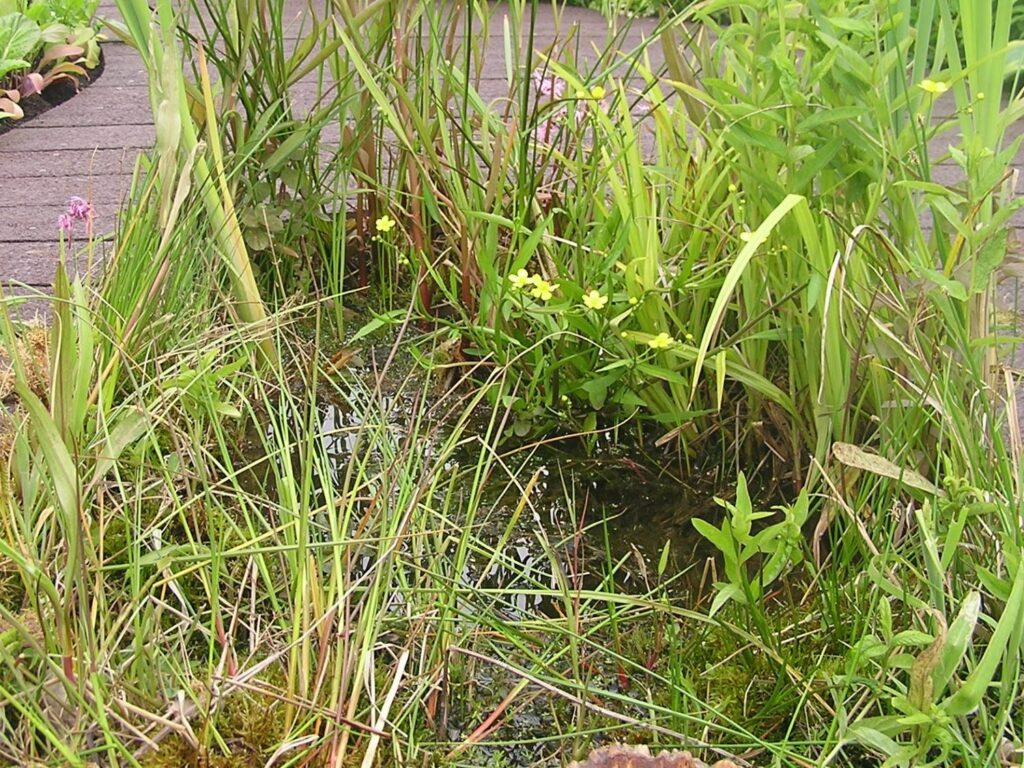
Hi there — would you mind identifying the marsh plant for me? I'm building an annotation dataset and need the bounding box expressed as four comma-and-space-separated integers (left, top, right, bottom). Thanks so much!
1, 0, 1024, 765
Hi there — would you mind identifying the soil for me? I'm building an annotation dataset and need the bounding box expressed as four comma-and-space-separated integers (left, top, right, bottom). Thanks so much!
0, 48, 105, 137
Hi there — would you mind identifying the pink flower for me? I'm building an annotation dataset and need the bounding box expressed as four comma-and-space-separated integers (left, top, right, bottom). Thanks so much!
67, 196, 92, 222
533, 107, 566, 144
58, 213, 74, 235
531, 70, 566, 99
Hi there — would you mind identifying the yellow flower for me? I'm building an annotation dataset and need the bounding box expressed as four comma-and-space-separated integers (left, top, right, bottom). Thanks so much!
582, 289, 608, 310
509, 268, 531, 290
590, 85, 607, 100
647, 332, 675, 350
728, 183, 738, 193
530, 278, 557, 301
628, 296, 639, 306
918, 79, 949, 96
375, 215, 396, 233
739, 231, 754, 243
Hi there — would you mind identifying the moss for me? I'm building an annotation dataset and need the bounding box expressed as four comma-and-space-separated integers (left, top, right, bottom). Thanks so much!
140, 686, 288, 768
0, 321, 50, 403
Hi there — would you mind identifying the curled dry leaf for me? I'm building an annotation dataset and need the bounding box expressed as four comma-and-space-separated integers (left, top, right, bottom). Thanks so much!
18, 72, 43, 97
38, 43, 84, 70
0, 96, 22, 119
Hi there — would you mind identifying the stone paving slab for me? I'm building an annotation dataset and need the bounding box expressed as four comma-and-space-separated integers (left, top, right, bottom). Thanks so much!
1, 119, 155, 152
5, 149, 138, 179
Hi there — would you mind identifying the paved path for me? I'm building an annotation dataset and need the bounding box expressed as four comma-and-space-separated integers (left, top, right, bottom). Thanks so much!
1, 2, 1021, 289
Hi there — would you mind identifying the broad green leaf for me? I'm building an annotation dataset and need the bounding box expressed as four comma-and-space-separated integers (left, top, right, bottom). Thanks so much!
263, 124, 310, 174
0, 13, 40, 64
691, 194, 806, 405
943, 563, 1024, 716
91, 407, 150, 485
933, 591, 980, 697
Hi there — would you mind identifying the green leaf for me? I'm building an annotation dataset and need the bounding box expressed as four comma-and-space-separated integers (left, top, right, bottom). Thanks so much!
933, 591, 980, 698
916, 266, 967, 301
692, 517, 727, 552
970, 229, 1008, 295
580, 377, 610, 410
0, 55, 29, 78
348, 310, 406, 345
713, 350, 726, 411
691, 194, 807, 404
709, 583, 742, 616
91, 407, 150, 484
0, 13, 40, 66
263, 125, 310, 174
795, 106, 866, 132
943, 563, 1024, 716
657, 541, 671, 578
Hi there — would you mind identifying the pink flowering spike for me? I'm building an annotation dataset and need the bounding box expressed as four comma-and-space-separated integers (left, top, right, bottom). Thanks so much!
531, 69, 566, 99
534, 118, 558, 144
58, 213, 74, 235
67, 196, 93, 222
533, 107, 567, 144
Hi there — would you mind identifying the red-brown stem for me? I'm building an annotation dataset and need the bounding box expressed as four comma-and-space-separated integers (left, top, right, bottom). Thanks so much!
394, 15, 432, 318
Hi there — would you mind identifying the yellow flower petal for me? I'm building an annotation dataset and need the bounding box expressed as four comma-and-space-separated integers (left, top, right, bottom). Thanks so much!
647, 332, 675, 350
582, 290, 608, 310
918, 79, 949, 96
509, 268, 532, 290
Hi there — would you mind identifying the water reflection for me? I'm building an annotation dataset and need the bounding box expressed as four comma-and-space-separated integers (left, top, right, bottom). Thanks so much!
307, 399, 722, 616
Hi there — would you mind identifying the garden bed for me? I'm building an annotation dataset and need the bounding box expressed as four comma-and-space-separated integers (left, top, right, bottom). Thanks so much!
0, 46, 103, 136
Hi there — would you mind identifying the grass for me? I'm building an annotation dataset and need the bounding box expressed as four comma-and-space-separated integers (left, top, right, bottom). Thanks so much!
2, 0, 1024, 765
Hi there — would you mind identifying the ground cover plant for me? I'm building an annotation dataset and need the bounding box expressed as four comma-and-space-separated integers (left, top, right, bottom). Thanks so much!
1, 0, 1024, 765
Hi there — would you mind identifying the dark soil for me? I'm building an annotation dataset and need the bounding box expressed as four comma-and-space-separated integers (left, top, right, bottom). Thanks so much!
0, 48, 105, 137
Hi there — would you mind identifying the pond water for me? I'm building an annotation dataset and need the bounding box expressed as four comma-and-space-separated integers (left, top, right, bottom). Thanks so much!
226, 348, 768, 765
313, 392, 727, 609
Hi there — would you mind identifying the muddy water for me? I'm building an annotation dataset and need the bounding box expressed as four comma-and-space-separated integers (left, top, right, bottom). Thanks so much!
467, 448, 723, 610
308, 391, 725, 612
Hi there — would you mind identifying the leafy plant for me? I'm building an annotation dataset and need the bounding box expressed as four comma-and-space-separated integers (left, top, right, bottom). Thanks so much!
0, 12, 40, 80
692, 474, 809, 639
17, 38, 87, 95
836, 541, 1024, 765
0, 0, 101, 122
